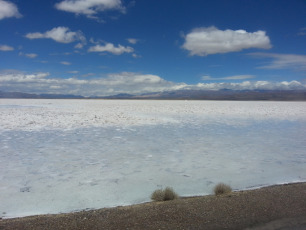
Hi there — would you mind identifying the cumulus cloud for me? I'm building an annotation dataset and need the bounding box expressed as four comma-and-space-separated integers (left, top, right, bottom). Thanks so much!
104, 72, 165, 85
202, 75, 255, 81
182, 26, 271, 56
1, 71, 305, 97
25, 27, 86, 44
0, 72, 50, 83
0, 71, 179, 96
82, 72, 183, 95
0, 0, 22, 20
0, 71, 87, 94
249, 53, 306, 71
88, 43, 134, 55
55, 0, 124, 16
0, 44, 14, 51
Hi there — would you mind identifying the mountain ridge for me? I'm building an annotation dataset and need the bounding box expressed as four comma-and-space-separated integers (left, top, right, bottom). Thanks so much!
1, 90, 306, 101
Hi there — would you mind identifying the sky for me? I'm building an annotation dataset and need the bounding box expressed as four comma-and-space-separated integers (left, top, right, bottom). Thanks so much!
0, 0, 306, 97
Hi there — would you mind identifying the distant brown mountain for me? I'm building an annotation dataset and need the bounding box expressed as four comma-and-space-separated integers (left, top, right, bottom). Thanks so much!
1, 90, 306, 101
102, 89, 306, 101
0, 91, 84, 99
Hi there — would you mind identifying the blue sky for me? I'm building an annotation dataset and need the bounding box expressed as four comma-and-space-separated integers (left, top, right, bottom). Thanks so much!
0, 0, 306, 96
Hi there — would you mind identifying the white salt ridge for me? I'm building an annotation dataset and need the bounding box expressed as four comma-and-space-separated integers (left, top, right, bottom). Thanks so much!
0, 99, 306, 218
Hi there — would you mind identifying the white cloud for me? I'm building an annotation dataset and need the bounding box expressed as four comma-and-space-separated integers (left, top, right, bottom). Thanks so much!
1, 71, 305, 97
0, 71, 178, 96
298, 27, 306, 36
88, 43, 134, 55
19, 52, 38, 58
0, 44, 14, 51
67, 70, 79, 74
61, 61, 71, 65
194, 80, 305, 91
84, 72, 184, 95
25, 27, 86, 44
0, 0, 21, 20
202, 75, 255, 81
0, 72, 50, 83
127, 38, 138, 44
132, 53, 141, 58
182, 26, 271, 56
55, 0, 124, 16
25, 53, 37, 58
74, 43, 84, 49
249, 53, 306, 71
104, 72, 165, 85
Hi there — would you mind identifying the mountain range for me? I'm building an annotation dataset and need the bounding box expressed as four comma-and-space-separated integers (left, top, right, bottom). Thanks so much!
1, 90, 306, 101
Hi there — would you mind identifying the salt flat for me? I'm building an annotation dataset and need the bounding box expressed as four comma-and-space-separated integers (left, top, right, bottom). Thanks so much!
0, 99, 305, 218
1, 99, 306, 130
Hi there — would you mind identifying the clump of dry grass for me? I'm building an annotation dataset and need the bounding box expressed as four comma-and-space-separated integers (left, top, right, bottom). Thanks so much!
163, 187, 178, 201
151, 187, 178, 201
151, 189, 165, 201
214, 183, 232, 195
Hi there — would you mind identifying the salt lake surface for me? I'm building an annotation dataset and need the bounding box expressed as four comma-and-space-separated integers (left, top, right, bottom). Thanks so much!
0, 99, 306, 218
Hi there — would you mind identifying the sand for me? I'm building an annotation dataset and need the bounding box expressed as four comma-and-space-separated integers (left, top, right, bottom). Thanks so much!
1, 182, 306, 230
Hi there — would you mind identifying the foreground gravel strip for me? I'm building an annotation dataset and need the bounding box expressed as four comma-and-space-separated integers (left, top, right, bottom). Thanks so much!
1, 183, 306, 230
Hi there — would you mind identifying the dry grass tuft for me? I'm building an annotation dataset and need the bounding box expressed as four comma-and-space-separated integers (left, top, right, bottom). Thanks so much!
151, 187, 178, 201
163, 187, 179, 201
151, 189, 165, 201
214, 183, 232, 195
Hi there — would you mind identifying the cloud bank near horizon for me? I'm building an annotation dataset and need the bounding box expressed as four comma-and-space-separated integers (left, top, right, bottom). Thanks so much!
0, 71, 305, 97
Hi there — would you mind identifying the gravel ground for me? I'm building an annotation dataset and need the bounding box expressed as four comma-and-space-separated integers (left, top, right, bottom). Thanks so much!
1, 183, 306, 230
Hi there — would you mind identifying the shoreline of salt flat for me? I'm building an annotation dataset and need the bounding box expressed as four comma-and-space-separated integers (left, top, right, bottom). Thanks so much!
1, 183, 306, 230
1, 181, 305, 220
